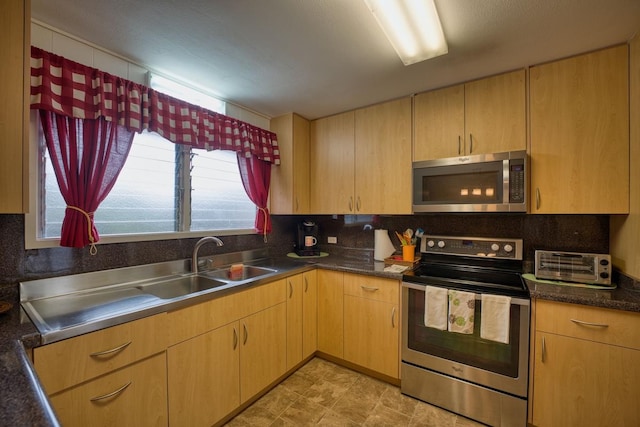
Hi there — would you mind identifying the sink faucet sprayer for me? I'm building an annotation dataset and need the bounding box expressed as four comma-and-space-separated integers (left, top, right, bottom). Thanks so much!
192, 236, 224, 274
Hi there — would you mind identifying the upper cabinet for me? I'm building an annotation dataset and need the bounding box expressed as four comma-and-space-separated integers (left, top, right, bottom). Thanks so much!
414, 69, 526, 161
270, 113, 310, 214
530, 45, 629, 214
0, 0, 29, 213
310, 98, 412, 214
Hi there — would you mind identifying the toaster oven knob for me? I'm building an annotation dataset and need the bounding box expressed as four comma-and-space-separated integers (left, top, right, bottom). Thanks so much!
437, 240, 446, 248
491, 243, 500, 252
503, 244, 514, 253
600, 272, 610, 279
600, 259, 610, 266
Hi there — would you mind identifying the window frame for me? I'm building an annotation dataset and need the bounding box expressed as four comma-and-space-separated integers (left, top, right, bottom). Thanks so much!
24, 111, 256, 250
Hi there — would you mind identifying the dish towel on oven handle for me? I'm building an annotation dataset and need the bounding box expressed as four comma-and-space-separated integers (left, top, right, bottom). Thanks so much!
424, 286, 448, 330
447, 290, 475, 334
481, 294, 511, 344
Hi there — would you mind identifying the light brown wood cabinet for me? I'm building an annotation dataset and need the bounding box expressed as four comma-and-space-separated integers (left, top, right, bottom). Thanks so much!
0, 0, 29, 213
33, 314, 168, 426
343, 273, 400, 379
310, 97, 412, 214
532, 300, 640, 427
317, 269, 344, 357
166, 279, 287, 426
270, 113, 310, 214
286, 270, 318, 370
530, 45, 629, 214
414, 69, 526, 161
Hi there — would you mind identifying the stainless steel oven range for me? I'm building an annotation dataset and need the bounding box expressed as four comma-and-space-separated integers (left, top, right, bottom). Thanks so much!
401, 235, 530, 427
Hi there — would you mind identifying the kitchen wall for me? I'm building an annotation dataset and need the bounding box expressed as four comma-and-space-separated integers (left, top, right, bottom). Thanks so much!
611, 33, 640, 279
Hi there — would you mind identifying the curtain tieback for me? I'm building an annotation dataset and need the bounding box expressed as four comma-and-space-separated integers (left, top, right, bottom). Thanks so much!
67, 206, 98, 255
258, 207, 269, 243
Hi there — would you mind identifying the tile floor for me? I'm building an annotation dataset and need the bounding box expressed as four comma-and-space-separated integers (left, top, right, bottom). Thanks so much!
224, 357, 485, 426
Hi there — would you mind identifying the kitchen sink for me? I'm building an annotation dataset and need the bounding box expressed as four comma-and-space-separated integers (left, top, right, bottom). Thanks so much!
201, 265, 277, 282
137, 274, 228, 299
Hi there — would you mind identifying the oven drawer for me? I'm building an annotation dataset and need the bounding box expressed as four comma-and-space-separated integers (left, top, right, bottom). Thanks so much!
344, 273, 399, 304
536, 300, 640, 350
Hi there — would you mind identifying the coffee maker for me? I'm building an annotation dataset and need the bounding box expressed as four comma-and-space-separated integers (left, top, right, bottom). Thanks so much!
295, 219, 320, 256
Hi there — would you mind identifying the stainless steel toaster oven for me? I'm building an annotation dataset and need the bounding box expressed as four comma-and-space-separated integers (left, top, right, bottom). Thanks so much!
534, 250, 612, 285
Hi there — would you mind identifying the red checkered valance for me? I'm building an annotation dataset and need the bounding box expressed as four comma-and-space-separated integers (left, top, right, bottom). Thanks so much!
30, 47, 280, 164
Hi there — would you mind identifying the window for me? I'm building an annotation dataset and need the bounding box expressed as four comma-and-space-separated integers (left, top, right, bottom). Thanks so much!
30, 76, 257, 246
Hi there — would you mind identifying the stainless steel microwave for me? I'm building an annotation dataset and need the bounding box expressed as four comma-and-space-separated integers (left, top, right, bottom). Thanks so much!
412, 150, 528, 213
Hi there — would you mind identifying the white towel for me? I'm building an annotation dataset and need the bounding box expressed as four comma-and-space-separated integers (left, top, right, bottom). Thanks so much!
481, 294, 512, 344
424, 286, 448, 330
447, 290, 475, 334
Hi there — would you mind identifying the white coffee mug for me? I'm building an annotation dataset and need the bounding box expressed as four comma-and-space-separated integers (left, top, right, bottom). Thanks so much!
305, 236, 317, 247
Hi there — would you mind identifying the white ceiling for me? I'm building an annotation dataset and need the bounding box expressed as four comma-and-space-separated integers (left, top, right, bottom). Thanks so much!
31, 0, 640, 120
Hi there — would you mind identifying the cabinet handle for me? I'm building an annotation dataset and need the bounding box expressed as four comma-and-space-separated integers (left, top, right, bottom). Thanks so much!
541, 336, 546, 363
243, 323, 248, 345
89, 341, 132, 358
536, 188, 540, 210
349, 197, 353, 212
233, 327, 238, 350
391, 307, 396, 328
356, 196, 361, 212
304, 277, 308, 292
458, 136, 462, 155
295, 197, 299, 212
469, 134, 474, 153
360, 285, 379, 292
570, 319, 609, 328
289, 281, 293, 298
90, 381, 131, 402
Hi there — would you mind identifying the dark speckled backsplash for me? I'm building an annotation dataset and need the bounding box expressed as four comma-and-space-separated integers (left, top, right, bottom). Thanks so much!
0, 213, 609, 301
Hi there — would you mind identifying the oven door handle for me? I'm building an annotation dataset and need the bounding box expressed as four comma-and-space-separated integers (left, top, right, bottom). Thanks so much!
401, 282, 530, 307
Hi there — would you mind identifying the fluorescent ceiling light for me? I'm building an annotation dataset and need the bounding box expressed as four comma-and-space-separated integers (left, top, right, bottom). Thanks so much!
364, 0, 448, 65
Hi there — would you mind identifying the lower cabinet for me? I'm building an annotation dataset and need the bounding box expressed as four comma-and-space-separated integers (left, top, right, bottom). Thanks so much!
166, 280, 287, 427
532, 300, 640, 427
343, 273, 399, 379
317, 269, 400, 380
49, 352, 167, 427
286, 271, 318, 370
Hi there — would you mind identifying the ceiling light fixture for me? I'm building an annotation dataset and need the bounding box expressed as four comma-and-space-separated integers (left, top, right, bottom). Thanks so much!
363, 0, 448, 65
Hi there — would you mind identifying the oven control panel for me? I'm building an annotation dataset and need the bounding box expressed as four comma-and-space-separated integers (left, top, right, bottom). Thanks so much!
421, 235, 523, 260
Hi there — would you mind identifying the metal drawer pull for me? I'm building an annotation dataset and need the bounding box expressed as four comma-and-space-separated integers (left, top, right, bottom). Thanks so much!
90, 381, 131, 402
243, 323, 248, 345
233, 327, 238, 350
541, 336, 546, 363
90, 341, 132, 358
360, 285, 379, 292
391, 307, 396, 328
570, 319, 609, 328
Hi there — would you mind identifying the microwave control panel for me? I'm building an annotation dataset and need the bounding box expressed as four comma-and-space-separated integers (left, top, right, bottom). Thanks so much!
508, 159, 526, 203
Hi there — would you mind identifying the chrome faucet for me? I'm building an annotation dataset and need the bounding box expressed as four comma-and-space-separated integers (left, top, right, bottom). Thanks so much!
192, 236, 224, 273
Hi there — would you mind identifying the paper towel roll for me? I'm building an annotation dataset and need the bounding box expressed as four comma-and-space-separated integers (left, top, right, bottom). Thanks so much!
374, 229, 396, 261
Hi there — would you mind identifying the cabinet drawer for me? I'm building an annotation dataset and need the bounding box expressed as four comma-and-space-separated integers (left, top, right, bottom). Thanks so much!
536, 300, 640, 350
50, 352, 167, 427
168, 279, 286, 346
34, 313, 167, 395
343, 273, 399, 304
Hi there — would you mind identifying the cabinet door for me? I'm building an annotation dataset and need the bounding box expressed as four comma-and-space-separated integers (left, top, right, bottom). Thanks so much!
530, 45, 629, 213
344, 295, 399, 379
355, 97, 412, 214
167, 322, 240, 427
317, 270, 344, 358
50, 353, 167, 427
533, 332, 640, 427
464, 69, 526, 155
270, 113, 310, 214
240, 302, 287, 403
0, 0, 29, 212
310, 111, 355, 214
414, 84, 465, 160
286, 274, 304, 370
302, 270, 318, 359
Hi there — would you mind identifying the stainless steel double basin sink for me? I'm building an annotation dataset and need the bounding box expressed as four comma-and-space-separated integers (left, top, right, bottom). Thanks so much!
137, 265, 277, 300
